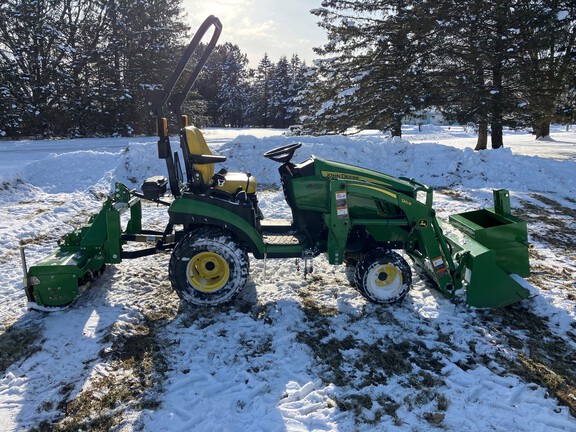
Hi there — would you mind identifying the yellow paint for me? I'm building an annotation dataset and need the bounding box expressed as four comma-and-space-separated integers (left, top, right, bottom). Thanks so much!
354, 184, 397, 200
186, 251, 230, 293
321, 170, 392, 188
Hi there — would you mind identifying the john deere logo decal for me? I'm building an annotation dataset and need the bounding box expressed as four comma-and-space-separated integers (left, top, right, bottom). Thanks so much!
419, 219, 428, 228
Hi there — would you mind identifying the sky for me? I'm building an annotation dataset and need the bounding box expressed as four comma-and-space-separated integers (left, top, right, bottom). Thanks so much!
181, 0, 328, 66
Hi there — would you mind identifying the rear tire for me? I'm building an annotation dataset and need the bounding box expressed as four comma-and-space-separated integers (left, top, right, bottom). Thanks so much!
169, 227, 249, 306
354, 249, 412, 304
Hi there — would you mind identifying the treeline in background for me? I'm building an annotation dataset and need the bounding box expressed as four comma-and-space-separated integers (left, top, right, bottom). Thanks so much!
1, 0, 574, 150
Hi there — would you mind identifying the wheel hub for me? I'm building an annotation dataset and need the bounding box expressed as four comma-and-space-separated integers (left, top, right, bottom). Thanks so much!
378, 272, 389, 282
187, 252, 230, 293
365, 263, 405, 301
373, 264, 401, 287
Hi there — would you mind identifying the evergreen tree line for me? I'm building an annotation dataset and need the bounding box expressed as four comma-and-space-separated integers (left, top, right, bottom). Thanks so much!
195, 46, 309, 129
1, 0, 574, 147
307, 0, 575, 148
0, 0, 309, 138
0, 0, 188, 137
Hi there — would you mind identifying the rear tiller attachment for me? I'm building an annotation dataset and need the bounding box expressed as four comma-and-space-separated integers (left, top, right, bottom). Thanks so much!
21, 183, 174, 309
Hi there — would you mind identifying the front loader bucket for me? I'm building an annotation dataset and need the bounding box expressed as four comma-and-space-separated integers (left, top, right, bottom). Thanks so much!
24, 183, 142, 309
444, 190, 531, 308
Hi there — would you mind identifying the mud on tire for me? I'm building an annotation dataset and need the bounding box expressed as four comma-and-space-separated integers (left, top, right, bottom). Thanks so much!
169, 227, 249, 306
354, 248, 412, 304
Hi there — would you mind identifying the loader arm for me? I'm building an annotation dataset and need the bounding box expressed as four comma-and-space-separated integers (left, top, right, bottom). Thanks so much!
338, 180, 462, 296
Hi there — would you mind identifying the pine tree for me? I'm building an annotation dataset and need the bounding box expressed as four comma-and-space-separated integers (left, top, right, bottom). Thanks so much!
513, 0, 576, 139
99, 0, 188, 136
217, 44, 250, 127
430, 0, 520, 149
0, 0, 189, 137
247, 54, 274, 127
195, 43, 227, 126
269, 57, 291, 128
0, 0, 109, 136
309, 0, 575, 147
308, 0, 436, 136
286, 55, 310, 126
435, 0, 575, 144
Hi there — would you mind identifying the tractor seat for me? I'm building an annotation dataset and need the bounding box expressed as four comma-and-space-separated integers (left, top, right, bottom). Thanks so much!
182, 126, 257, 195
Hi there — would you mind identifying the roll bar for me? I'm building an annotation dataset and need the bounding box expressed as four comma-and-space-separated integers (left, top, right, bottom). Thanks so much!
150, 15, 223, 124
151, 16, 222, 197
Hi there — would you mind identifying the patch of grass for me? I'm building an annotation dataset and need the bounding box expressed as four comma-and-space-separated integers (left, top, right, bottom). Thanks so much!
527, 262, 575, 297
478, 305, 576, 417
436, 188, 473, 202
334, 393, 373, 418
28, 422, 55, 432
333, 392, 406, 426
54, 311, 171, 431
518, 197, 576, 251
295, 284, 452, 426
296, 333, 347, 386
298, 288, 339, 320
513, 353, 576, 417
532, 194, 576, 219
436, 393, 450, 411
296, 314, 451, 424
242, 300, 276, 325
378, 395, 401, 420
238, 333, 274, 361
354, 339, 414, 387
0, 322, 42, 374
423, 411, 445, 425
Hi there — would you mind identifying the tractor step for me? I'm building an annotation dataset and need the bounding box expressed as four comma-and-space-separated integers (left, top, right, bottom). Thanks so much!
262, 228, 309, 258
260, 218, 292, 227
263, 233, 303, 245
259, 218, 295, 234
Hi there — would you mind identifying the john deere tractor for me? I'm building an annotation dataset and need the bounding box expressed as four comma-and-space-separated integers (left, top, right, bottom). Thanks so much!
21, 16, 532, 310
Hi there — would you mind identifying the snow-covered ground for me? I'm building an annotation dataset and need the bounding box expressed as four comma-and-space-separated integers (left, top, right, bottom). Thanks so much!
0, 126, 575, 431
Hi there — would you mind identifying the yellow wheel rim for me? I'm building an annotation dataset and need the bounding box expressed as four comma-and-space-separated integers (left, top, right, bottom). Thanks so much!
186, 252, 230, 293
373, 264, 402, 287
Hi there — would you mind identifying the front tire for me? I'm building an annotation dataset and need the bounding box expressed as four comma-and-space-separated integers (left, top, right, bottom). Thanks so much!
354, 249, 412, 304
169, 227, 249, 306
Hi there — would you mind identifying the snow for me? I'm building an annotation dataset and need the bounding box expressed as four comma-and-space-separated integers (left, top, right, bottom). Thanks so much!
1, 125, 576, 431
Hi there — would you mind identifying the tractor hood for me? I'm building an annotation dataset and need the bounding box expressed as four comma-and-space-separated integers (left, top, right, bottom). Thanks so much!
310, 156, 422, 198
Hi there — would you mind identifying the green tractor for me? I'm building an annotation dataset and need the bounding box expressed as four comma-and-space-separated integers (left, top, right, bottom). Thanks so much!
22, 16, 532, 310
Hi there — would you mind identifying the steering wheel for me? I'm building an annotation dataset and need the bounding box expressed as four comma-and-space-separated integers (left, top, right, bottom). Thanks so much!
263, 142, 302, 163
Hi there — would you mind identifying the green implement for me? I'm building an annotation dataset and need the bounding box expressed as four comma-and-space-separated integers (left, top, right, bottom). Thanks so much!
23, 183, 174, 308
444, 189, 531, 307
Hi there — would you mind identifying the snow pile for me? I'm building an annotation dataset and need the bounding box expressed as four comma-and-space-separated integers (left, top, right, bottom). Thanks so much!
219, 132, 575, 197
4, 130, 574, 199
